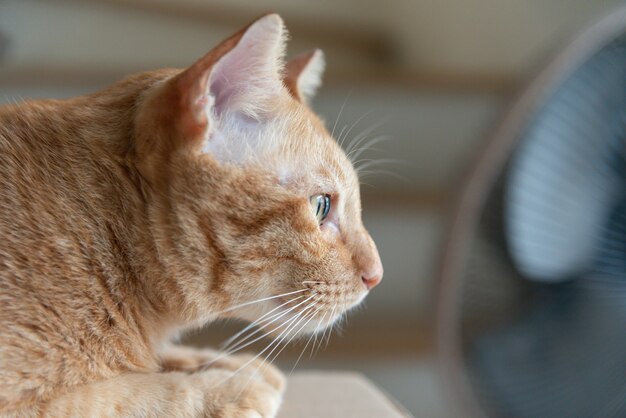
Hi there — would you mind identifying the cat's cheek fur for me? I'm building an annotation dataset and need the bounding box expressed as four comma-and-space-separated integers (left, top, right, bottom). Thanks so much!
321, 220, 340, 236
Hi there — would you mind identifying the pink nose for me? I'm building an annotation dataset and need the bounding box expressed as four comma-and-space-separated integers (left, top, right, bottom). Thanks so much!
356, 232, 383, 290
361, 264, 383, 290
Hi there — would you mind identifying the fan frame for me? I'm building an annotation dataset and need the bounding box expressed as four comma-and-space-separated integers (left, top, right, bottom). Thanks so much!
434, 5, 626, 417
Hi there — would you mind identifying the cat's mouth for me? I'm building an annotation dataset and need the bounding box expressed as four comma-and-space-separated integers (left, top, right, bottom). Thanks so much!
277, 289, 363, 314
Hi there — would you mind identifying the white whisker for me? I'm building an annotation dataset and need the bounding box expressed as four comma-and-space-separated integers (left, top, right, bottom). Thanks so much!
331, 92, 351, 141
315, 303, 338, 356
259, 305, 317, 368
230, 301, 320, 401
214, 288, 309, 315
345, 120, 386, 156
310, 307, 331, 358
288, 304, 326, 376
266, 303, 321, 366
199, 295, 319, 372
347, 135, 390, 162
358, 168, 408, 184
220, 295, 305, 350
320, 305, 334, 348
222, 293, 318, 355
336, 124, 349, 149
324, 304, 339, 348
215, 299, 319, 388
355, 157, 403, 172
338, 110, 374, 151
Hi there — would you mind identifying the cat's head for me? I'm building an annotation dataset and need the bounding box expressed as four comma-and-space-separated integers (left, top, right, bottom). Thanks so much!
134, 14, 382, 337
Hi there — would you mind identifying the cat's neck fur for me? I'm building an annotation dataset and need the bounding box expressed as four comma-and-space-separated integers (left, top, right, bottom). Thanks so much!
0, 72, 207, 356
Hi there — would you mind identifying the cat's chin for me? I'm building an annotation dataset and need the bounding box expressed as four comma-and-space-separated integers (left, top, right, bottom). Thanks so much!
249, 306, 342, 340
231, 289, 366, 341
297, 315, 339, 335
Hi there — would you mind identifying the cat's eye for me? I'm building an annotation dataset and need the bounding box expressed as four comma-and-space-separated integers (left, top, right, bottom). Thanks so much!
310, 194, 331, 225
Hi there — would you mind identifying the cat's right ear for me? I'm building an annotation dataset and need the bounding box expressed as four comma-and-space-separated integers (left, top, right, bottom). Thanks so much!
284, 49, 325, 104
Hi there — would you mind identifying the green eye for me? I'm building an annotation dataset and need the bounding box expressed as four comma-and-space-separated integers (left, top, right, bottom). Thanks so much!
309, 194, 331, 224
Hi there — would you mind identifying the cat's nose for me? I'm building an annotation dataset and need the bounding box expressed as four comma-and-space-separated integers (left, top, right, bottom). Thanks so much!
355, 232, 383, 290
361, 262, 383, 290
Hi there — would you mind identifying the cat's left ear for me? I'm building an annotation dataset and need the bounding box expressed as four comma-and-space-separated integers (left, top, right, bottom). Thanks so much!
284, 49, 325, 104
135, 14, 287, 182
167, 14, 287, 140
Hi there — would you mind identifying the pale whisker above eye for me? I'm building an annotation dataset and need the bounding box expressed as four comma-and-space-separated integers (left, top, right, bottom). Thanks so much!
347, 135, 391, 162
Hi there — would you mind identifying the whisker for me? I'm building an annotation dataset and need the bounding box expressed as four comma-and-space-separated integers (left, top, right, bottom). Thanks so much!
319, 306, 334, 349
338, 110, 374, 151
222, 293, 318, 354
315, 303, 338, 356
355, 157, 403, 172
310, 308, 331, 358
358, 180, 377, 188
215, 299, 320, 387
198, 295, 319, 372
200, 306, 312, 385
344, 116, 387, 153
288, 304, 326, 376
357, 168, 408, 183
267, 303, 321, 365
231, 302, 321, 401
260, 304, 318, 368
324, 304, 339, 348
336, 124, 349, 148
219, 295, 305, 350
213, 288, 309, 315
345, 121, 384, 156
331, 91, 351, 141
347, 135, 391, 162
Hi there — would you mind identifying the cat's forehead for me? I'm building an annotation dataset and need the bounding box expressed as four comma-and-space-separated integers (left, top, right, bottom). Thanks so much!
207, 99, 357, 191
279, 104, 357, 189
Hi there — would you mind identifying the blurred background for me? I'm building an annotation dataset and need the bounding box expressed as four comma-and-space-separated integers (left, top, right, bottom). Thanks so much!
1, 1, 623, 416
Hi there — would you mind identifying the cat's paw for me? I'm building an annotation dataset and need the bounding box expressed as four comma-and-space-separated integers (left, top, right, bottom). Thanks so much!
159, 345, 285, 393
159, 345, 221, 373
214, 353, 286, 393
193, 368, 283, 418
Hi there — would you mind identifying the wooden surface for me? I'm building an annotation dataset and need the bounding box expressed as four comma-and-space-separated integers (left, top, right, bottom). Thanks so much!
280, 371, 413, 418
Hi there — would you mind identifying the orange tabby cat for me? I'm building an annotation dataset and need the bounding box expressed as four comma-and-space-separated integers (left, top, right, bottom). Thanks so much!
0, 14, 382, 417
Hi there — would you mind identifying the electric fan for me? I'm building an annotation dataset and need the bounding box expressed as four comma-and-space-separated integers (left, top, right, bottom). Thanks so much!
436, 6, 626, 418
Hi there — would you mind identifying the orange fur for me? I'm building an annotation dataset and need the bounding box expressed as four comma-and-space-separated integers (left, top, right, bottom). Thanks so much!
0, 14, 382, 417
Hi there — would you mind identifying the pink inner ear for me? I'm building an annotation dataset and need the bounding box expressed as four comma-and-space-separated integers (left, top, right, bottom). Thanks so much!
208, 70, 230, 117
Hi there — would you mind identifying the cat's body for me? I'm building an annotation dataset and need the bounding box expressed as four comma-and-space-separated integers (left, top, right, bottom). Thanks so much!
0, 15, 382, 417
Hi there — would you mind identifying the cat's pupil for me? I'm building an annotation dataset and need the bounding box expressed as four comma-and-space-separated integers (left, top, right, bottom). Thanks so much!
310, 194, 331, 224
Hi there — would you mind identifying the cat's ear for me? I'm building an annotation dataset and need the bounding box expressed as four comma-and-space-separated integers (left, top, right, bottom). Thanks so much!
284, 49, 325, 104
170, 13, 287, 139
